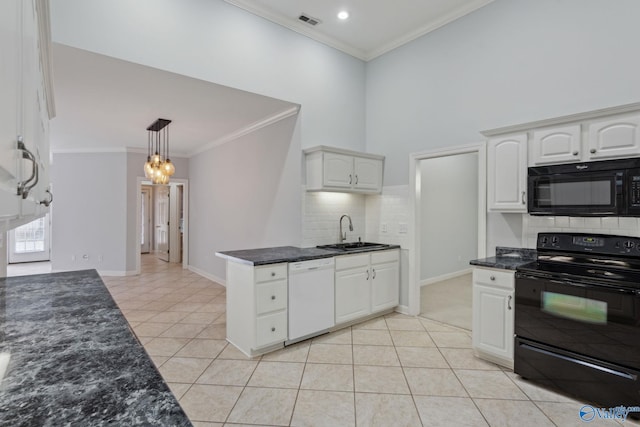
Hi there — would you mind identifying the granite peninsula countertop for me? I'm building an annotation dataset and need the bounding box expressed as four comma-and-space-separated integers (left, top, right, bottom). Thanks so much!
0, 270, 191, 426
216, 244, 401, 266
469, 246, 537, 270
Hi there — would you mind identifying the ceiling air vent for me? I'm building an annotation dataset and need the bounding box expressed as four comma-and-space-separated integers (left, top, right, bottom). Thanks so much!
298, 14, 321, 26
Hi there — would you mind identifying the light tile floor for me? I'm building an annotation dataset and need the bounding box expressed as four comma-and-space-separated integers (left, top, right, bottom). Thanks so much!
100, 255, 636, 427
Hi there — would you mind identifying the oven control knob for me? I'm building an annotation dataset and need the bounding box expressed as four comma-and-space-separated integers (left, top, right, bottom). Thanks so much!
551, 236, 559, 245
624, 241, 635, 250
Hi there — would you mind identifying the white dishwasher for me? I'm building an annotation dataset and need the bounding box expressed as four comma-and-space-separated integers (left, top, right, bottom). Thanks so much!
287, 257, 335, 344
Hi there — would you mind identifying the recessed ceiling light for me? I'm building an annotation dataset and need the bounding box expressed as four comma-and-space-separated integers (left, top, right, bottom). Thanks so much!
337, 10, 349, 20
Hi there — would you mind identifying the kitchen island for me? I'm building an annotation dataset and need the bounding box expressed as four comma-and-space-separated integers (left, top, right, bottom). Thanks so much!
0, 270, 190, 426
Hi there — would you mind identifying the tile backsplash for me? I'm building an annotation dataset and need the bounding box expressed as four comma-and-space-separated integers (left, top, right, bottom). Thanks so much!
524, 215, 640, 248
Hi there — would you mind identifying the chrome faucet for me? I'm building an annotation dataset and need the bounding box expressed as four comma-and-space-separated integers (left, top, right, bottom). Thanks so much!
339, 214, 353, 242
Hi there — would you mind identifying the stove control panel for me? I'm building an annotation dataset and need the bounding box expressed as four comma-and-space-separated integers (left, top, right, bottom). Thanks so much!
537, 232, 640, 256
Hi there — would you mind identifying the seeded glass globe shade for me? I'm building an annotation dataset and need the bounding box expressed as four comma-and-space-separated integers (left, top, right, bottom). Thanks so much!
163, 160, 175, 176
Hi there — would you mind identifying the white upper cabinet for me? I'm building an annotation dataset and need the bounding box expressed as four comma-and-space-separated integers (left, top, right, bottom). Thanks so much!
587, 113, 640, 160
0, 0, 54, 231
487, 134, 528, 212
530, 125, 581, 166
305, 146, 384, 194
0, 0, 22, 222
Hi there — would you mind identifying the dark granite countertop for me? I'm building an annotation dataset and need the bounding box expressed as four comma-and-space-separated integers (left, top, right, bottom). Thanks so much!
469, 247, 537, 270
0, 270, 191, 427
216, 244, 401, 266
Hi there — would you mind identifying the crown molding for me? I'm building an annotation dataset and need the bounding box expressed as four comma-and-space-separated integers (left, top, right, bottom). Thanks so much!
224, 0, 494, 62
188, 105, 300, 156
51, 147, 189, 158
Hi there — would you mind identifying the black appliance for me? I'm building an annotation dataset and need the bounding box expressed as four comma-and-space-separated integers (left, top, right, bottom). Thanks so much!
528, 157, 640, 216
515, 233, 640, 408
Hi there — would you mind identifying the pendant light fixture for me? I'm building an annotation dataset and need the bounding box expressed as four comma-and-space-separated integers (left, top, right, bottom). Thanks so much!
144, 118, 175, 184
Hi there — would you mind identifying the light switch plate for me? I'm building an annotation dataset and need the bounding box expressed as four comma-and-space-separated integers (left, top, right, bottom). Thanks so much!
380, 223, 388, 233
398, 223, 408, 234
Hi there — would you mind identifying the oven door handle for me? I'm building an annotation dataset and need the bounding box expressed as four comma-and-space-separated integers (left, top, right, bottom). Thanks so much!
517, 272, 640, 296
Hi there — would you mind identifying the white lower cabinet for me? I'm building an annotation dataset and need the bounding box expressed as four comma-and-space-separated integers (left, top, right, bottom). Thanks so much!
226, 262, 288, 357
472, 267, 514, 369
335, 249, 399, 325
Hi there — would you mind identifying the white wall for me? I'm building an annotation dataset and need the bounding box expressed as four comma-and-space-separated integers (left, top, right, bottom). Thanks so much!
366, 0, 640, 186
51, 151, 189, 275
420, 153, 478, 280
188, 114, 301, 283
50, 0, 366, 152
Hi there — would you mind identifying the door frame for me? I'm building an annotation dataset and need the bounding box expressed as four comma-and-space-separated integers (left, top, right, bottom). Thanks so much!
407, 143, 487, 315
140, 186, 152, 254
135, 177, 189, 274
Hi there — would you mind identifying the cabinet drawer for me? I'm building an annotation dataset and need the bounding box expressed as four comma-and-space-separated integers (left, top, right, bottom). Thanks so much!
256, 280, 287, 315
255, 264, 287, 283
335, 253, 369, 271
473, 268, 514, 290
371, 249, 399, 264
255, 310, 287, 348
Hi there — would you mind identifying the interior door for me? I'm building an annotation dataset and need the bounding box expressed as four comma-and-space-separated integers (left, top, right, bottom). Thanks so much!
8, 213, 50, 263
140, 187, 151, 254
154, 185, 169, 261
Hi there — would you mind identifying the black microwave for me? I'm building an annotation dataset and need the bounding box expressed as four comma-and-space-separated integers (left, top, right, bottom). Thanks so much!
528, 158, 640, 216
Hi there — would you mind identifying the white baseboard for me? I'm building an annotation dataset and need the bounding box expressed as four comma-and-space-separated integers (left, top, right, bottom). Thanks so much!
420, 268, 472, 287
98, 270, 138, 277
188, 265, 226, 287
394, 305, 411, 315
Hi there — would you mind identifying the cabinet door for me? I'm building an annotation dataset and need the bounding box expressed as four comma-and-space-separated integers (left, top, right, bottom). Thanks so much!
371, 261, 399, 312
354, 157, 382, 192
0, 0, 22, 221
472, 283, 514, 362
323, 153, 353, 188
335, 267, 370, 324
587, 113, 640, 160
487, 134, 528, 212
530, 125, 581, 165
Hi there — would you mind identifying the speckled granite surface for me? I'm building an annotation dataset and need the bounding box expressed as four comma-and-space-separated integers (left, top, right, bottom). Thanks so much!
0, 270, 191, 427
469, 247, 537, 270
216, 244, 400, 266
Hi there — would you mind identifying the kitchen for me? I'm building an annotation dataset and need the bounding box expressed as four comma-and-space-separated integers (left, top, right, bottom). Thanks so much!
2, 0, 640, 425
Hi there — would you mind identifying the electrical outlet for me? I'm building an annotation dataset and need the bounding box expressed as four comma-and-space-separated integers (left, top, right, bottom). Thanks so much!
82, 254, 89, 260
380, 223, 388, 233
398, 223, 408, 234
71, 255, 76, 262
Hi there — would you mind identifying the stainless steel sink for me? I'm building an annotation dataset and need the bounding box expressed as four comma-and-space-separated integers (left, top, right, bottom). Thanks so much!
317, 242, 390, 251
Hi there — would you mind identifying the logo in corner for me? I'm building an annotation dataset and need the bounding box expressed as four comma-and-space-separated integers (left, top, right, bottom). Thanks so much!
580, 405, 596, 422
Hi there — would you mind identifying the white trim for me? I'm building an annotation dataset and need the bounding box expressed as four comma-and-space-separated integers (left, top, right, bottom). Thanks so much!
481, 102, 640, 137
420, 268, 472, 287
51, 146, 189, 157
135, 178, 189, 275
303, 145, 385, 160
224, 0, 494, 61
408, 143, 487, 316
394, 305, 411, 316
189, 105, 300, 156
188, 264, 226, 287
98, 269, 138, 277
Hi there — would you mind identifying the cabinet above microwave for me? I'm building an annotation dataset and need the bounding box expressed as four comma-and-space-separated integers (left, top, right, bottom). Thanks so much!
304, 146, 384, 194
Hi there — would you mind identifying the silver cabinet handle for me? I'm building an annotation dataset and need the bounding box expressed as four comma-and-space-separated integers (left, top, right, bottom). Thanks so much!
17, 138, 38, 199
349, 174, 352, 185
372, 268, 376, 279
521, 191, 526, 205
40, 189, 53, 207
271, 327, 276, 332
355, 174, 358, 185
271, 295, 276, 300
572, 151, 579, 156
490, 275, 495, 281
507, 295, 512, 310
590, 148, 596, 154
271, 272, 276, 277
366, 269, 369, 280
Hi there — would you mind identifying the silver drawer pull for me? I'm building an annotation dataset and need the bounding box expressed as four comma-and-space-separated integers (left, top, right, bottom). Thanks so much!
507, 295, 512, 310
490, 275, 496, 281
271, 272, 276, 277
590, 148, 596, 154
271, 295, 276, 300
271, 327, 276, 332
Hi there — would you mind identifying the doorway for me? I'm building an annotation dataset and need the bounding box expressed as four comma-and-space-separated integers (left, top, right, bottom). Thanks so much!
409, 144, 486, 327
136, 178, 188, 274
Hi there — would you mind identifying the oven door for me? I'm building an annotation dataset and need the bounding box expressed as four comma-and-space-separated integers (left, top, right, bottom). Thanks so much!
515, 271, 640, 406
515, 272, 640, 368
527, 170, 623, 216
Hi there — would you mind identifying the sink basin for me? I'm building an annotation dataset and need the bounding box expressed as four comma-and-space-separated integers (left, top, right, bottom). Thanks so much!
317, 242, 390, 251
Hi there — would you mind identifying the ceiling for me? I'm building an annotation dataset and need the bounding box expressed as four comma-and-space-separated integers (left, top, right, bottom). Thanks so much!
50, 44, 298, 156
224, 0, 494, 61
